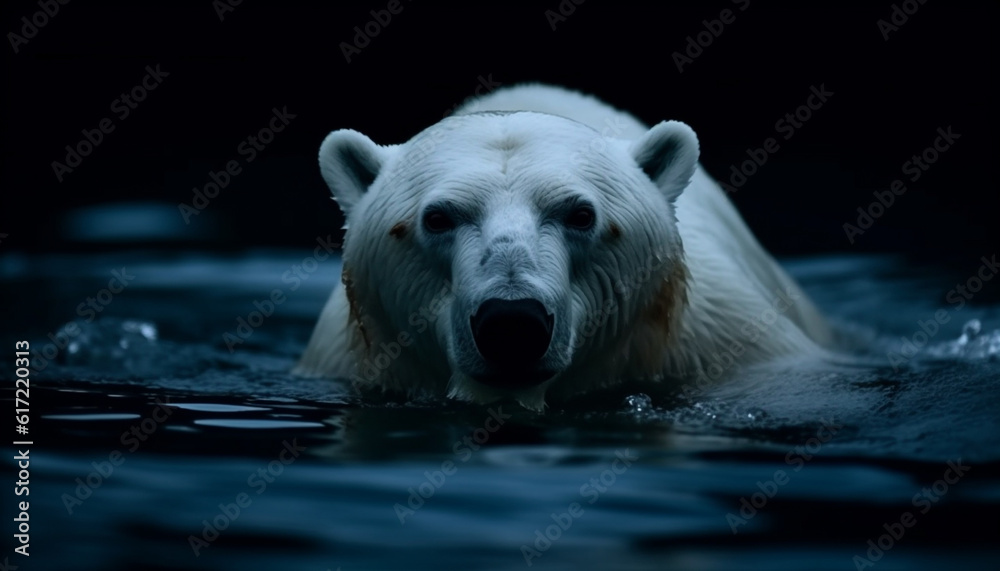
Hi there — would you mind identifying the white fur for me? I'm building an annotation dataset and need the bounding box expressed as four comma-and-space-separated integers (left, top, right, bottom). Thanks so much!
295, 84, 832, 410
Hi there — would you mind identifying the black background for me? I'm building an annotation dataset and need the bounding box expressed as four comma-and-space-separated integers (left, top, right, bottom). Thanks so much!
2, 1, 995, 267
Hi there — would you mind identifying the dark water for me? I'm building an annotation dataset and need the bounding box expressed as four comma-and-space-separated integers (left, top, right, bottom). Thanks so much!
2, 250, 999, 571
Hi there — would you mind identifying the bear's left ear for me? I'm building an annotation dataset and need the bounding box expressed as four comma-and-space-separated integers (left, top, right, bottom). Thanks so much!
630, 120, 699, 203
319, 129, 393, 217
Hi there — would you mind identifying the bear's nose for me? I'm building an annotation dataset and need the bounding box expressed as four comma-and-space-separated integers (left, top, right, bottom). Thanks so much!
471, 298, 554, 379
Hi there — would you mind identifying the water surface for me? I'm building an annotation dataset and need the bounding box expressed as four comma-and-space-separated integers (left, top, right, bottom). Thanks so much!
2, 250, 998, 571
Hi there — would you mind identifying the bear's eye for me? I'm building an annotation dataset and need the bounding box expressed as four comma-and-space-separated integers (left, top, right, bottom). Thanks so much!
422, 209, 456, 233
564, 205, 596, 231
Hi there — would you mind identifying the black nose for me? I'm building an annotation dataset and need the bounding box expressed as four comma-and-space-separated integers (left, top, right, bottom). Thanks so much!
471, 298, 554, 373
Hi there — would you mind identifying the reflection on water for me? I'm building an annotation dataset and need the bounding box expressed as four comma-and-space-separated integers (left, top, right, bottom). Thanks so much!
2, 251, 999, 571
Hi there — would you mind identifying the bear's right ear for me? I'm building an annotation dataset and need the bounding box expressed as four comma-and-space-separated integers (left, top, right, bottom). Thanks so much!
630, 121, 699, 204
319, 129, 390, 216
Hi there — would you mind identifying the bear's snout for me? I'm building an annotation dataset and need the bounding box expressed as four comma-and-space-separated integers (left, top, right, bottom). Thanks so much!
470, 298, 555, 387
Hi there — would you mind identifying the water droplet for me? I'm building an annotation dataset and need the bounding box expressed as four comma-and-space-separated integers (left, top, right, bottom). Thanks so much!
123, 320, 158, 341
988, 331, 1000, 356
55, 317, 160, 369
624, 393, 652, 413
958, 319, 981, 345
744, 407, 768, 423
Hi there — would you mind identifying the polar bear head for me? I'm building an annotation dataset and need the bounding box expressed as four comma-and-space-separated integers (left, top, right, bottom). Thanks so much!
319, 111, 697, 410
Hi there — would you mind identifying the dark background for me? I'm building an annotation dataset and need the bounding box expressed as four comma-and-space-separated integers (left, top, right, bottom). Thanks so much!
2, 1, 995, 267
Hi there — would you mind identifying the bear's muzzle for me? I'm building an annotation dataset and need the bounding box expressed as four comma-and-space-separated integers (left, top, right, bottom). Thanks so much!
470, 298, 556, 388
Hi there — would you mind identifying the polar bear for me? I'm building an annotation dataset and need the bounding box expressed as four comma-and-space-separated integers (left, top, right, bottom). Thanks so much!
295, 84, 831, 410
